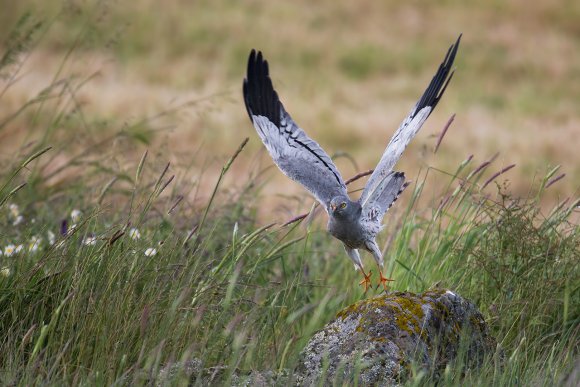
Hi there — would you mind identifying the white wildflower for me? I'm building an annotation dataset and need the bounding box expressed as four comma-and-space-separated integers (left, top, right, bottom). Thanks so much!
4, 244, 16, 257
15, 245, 23, 254
28, 236, 42, 253
144, 248, 157, 257
83, 235, 97, 246
1, 267, 10, 277
9, 203, 19, 217
13, 215, 24, 226
47, 231, 56, 245
9, 204, 23, 225
129, 228, 141, 240
71, 209, 82, 222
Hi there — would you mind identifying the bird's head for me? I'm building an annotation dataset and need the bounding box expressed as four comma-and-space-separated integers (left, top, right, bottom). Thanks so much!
329, 196, 360, 219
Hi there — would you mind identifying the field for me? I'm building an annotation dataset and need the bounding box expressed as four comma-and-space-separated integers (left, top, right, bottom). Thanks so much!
0, 0, 578, 385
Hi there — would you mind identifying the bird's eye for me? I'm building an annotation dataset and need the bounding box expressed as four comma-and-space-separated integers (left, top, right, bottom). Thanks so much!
340, 202, 347, 209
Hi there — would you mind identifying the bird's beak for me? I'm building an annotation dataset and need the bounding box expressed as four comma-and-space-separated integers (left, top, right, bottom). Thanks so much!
330, 204, 336, 212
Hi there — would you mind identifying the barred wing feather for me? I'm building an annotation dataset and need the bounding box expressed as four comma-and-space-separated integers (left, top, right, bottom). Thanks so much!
360, 35, 461, 209
361, 171, 409, 224
243, 50, 347, 211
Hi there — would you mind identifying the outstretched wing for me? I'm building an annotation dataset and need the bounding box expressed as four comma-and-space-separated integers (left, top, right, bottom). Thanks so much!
359, 34, 461, 208
361, 171, 409, 224
243, 49, 347, 211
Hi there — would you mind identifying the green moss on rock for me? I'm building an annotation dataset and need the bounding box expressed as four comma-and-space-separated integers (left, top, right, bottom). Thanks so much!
299, 289, 497, 385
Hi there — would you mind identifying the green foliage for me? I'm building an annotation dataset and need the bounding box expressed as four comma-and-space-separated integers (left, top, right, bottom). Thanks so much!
0, 112, 577, 387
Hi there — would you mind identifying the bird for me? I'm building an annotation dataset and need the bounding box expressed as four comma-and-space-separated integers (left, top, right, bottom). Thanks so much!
243, 35, 461, 292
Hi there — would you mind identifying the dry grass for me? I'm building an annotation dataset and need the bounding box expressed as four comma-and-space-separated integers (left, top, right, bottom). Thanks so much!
0, 0, 578, 216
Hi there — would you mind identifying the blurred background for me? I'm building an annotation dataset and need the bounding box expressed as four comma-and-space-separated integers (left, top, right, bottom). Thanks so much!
0, 0, 578, 217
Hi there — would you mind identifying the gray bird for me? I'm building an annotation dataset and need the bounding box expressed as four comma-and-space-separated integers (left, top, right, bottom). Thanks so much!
243, 35, 461, 292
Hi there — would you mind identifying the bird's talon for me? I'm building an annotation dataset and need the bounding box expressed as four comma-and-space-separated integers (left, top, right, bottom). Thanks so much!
358, 270, 373, 293
378, 272, 395, 292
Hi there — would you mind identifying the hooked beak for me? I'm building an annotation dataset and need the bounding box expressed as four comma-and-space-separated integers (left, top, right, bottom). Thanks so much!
329, 204, 336, 212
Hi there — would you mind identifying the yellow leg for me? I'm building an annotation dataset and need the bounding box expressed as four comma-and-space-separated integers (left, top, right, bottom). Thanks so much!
376, 268, 394, 291
358, 268, 373, 294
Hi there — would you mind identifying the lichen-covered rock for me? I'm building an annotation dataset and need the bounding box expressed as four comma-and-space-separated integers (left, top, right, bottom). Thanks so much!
298, 289, 496, 385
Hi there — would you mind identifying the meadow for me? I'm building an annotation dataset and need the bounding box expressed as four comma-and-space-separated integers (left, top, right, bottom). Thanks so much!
0, 1, 578, 385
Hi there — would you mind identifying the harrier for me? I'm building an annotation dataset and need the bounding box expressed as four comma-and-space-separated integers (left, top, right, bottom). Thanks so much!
243, 35, 461, 292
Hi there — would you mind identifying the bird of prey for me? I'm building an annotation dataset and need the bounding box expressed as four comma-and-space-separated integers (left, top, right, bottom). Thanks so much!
243, 35, 461, 292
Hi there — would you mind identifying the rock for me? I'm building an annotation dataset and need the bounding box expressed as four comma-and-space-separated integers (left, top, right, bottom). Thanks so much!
298, 289, 497, 385
561, 357, 580, 387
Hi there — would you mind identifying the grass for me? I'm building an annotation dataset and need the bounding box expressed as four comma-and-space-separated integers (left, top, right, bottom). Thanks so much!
0, 4, 579, 385
1, 119, 577, 386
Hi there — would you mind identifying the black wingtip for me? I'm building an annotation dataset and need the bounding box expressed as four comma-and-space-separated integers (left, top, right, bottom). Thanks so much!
242, 49, 281, 128
413, 34, 461, 118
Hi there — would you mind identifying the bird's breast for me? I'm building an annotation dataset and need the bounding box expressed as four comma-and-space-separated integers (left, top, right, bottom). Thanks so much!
327, 217, 365, 248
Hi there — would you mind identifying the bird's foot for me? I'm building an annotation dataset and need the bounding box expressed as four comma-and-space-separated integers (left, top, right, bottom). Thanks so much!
358, 271, 373, 293
376, 271, 394, 292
